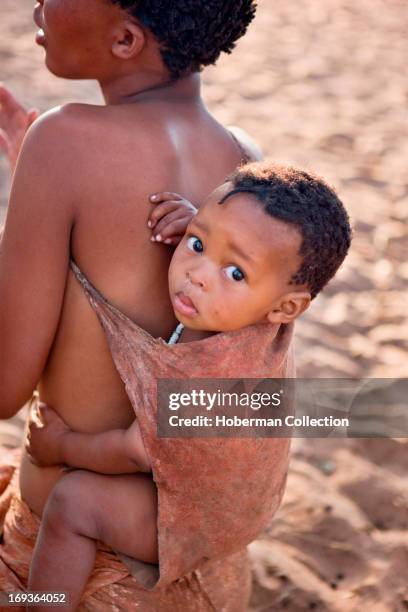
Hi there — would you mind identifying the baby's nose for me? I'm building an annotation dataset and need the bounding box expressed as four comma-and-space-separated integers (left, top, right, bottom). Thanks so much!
187, 269, 206, 289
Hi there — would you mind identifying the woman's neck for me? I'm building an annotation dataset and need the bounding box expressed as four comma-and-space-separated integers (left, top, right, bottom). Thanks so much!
99, 72, 202, 106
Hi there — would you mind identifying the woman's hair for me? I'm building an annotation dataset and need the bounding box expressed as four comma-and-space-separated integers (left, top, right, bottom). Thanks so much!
111, 0, 257, 79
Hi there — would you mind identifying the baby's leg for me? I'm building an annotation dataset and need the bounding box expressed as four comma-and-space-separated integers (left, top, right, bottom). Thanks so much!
28, 470, 158, 612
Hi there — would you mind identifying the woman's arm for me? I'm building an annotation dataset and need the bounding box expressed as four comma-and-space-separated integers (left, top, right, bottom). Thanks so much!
26, 404, 151, 474
0, 109, 77, 418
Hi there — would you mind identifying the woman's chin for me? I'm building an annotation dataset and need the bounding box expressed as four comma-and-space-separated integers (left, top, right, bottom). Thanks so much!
43, 57, 80, 80
43, 56, 61, 76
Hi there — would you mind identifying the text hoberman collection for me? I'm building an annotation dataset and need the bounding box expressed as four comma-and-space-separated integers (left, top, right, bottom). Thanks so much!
168, 415, 350, 428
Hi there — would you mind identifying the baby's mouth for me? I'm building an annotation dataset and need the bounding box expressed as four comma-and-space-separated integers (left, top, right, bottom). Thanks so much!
173, 292, 199, 318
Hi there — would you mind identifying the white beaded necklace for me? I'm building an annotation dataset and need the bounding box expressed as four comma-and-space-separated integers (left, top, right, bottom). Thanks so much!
168, 323, 185, 345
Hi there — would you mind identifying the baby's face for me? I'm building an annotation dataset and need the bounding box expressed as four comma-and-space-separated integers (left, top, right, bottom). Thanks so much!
168, 183, 308, 332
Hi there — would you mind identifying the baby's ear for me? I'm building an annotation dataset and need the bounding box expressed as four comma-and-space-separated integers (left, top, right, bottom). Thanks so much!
267, 291, 311, 324
111, 20, 145, 60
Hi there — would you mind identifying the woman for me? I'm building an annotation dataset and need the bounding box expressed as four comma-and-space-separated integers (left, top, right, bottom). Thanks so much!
0, 1, 292, 609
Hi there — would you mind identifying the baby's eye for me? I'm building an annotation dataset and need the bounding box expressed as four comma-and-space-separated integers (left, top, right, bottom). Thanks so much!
224, 265, 245, 282
187, 236, 203, 253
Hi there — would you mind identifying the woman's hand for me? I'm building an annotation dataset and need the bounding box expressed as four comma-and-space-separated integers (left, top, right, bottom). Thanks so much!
148, 191, 197, 246
25, 403, 71, 467
0, 85, 39, 174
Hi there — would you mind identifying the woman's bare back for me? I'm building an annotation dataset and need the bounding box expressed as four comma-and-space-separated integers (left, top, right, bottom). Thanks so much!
19, 97, 254, 516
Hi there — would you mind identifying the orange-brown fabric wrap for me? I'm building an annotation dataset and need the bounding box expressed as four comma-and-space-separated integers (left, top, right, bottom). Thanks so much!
0, 261, 294, 609
74, 265, 294, 591
0, 451, 252, 611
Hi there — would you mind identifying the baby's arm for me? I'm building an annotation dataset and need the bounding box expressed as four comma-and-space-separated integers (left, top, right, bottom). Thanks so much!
26, 403, 151, 474
148, 191, 198, 246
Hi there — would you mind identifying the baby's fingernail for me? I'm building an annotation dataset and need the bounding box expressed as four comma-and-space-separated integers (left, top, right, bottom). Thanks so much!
165, 239, 172, 244
151, 236, 156, 242
156, 234, 162, 242
150, 195, 157, 201
147, 221, 152, 228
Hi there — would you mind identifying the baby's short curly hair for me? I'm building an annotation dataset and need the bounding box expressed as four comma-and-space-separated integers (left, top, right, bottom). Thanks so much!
111, 0, 257, 79
220, 162, 352, 299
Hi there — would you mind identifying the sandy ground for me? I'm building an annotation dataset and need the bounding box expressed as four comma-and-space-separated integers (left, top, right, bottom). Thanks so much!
0, 0, 407, 610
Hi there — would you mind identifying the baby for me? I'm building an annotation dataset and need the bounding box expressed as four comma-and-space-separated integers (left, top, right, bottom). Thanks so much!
26, 161, 351, 608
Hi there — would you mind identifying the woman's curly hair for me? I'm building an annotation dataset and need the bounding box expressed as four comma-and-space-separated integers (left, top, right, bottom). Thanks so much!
111, 0, 257, 79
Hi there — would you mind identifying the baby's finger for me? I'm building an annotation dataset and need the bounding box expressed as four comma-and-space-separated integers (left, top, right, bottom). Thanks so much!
151, 209, 188, 241
162, 235, 184, 246
154, 216, 192, 243
149, 192, 183, 205
148, 200, 183, 228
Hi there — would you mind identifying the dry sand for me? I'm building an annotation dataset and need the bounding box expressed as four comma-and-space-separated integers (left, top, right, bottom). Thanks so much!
0, 1, 407, 610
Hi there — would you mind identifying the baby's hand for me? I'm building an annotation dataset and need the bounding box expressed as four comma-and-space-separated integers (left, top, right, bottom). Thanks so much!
25, 403, 71, 467
148, 192, 197, 246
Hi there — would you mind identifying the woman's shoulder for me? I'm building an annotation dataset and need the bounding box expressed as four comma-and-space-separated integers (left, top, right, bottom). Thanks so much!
22, 104, 100, 162
227, 125, 263, 163
21, 103, 154, 183
26, 103, 116, 143
29, 102, 156, 153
